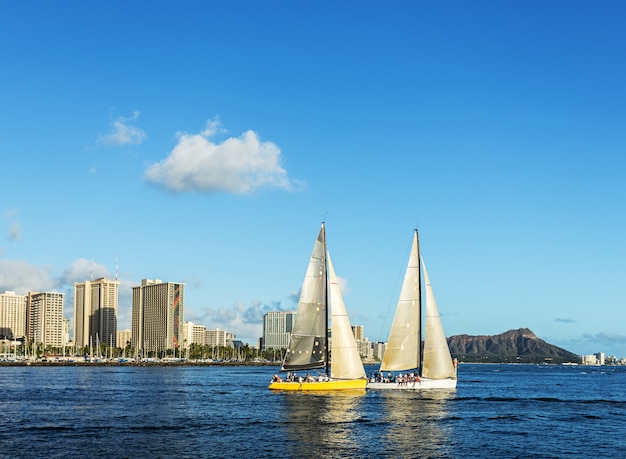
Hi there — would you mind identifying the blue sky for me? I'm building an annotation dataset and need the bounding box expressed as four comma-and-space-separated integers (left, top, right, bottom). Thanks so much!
1, 2, 625, 356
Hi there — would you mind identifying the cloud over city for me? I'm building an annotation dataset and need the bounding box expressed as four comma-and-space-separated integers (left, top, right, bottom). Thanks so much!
144, 118, 299, 194
188, 299, 290, 343
0, 260, 56, 295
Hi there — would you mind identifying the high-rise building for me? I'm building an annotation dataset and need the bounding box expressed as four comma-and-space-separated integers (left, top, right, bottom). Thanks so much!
0, 291, 27, 340
183, 321, 207, 347
132, 279, 184, 355
74, 278, 119, 348
373, 341, 386, 361
351, 324, 372, 360
27, 292, 64, 348
262, 311, 295, 350
352, 325, 364, 341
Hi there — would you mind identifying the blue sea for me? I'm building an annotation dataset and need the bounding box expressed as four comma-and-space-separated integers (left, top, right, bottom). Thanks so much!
1, 363, 625, 458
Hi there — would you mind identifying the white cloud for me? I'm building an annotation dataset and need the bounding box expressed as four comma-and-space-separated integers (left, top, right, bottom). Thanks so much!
98, 111, 147, 146
189, 299, 287, 344
58, 258, 110, 285
336, 274, 350, 296
145, 118, 299, 194
555, 317, 576, 324
0, 260, 55, 294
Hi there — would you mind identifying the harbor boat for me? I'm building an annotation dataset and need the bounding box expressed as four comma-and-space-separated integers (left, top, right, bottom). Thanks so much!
368, 230, 457, 390
268, 223, 367, 391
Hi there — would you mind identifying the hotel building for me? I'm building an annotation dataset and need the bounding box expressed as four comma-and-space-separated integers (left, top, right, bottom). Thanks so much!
132, 279, 184, 354
183, 321, 207, 347
0, 291, 27, 341
206, 328, 227, 347
74, 278, 119, 348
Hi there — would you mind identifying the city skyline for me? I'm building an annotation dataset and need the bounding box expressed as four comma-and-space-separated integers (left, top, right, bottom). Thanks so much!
1, 288, 624, 363
1, 3, 625, 357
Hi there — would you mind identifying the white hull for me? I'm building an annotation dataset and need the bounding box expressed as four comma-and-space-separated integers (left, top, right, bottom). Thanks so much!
368, 378, 457, 390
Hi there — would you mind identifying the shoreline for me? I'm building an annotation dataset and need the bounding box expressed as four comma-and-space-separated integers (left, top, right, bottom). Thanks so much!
0, 360, 281, 367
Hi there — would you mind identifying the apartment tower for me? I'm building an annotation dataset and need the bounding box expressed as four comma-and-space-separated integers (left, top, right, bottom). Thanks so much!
26, 292, 64, 348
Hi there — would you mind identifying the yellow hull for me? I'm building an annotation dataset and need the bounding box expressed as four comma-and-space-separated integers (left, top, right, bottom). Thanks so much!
268, 378, 367, 391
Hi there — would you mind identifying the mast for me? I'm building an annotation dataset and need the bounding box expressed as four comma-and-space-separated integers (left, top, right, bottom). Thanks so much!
322, 222, 329, 377
416, 229, 422, 376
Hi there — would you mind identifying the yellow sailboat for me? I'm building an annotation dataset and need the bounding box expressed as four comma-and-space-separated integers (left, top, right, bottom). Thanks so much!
268, 223, 367, 391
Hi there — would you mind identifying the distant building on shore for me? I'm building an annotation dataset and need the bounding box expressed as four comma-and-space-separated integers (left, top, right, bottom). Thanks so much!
372, 342, 386, 361
581, 352, 605, 365
74, 278, 119, 348
183, 321, 207, 347
27, 292, 64, 348
131, 279, 185, 355
262, 311, 294, 351
117, 329, 131, 349
206, 328, 227, 347
0, 291, 27, 341
352, 325, 374, 360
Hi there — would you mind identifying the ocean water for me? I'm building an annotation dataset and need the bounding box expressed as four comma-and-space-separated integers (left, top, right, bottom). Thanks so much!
0, 363, 625, 458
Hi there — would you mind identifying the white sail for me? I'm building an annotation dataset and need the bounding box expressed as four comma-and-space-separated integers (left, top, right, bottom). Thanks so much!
282, 224, 327, 371
380, 231, 420, 372
369, 230, 457, 390
421, 258, 456, 380
327, 253, 367, 380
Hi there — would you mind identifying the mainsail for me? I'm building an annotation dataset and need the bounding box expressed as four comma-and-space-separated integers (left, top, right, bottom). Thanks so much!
281, 224, 327, 371
380, 231, 421, 372
327, 253, 367, 380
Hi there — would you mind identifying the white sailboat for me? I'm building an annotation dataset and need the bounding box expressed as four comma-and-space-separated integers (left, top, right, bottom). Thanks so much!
368, 230, 457, 390
268, 223, 367, 391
